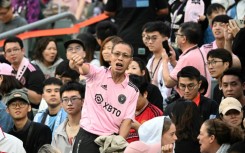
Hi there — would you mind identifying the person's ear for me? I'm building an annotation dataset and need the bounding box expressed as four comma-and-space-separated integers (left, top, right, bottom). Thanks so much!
143, 91, 148, 98
141, 70, 145, 76
198, 80, 202, 89
209, 135, 215, 143
28, 105, 32, 112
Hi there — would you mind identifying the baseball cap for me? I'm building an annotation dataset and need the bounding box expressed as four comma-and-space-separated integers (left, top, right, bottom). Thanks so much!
124, 141, 161, 153
0, 63, 14, 76
6, 89, 30, 105
219, 97, 242, 115
0, 0, 11, 8
64, 39, 85, 50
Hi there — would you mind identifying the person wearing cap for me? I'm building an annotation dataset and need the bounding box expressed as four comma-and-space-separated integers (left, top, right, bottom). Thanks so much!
200, 14, 241, 69
6, 89, 52, 153
64, 39, 86, 61
0, 0, 27, 33
219, 97, 244, 130
70, 41, 139, 153
3, 36, 46, 117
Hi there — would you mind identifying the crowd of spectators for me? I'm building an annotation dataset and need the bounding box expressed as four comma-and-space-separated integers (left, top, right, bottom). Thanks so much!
0, 0, 245, 153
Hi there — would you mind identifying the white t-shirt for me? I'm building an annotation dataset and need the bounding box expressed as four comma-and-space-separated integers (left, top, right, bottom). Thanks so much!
0, 132, 26, 153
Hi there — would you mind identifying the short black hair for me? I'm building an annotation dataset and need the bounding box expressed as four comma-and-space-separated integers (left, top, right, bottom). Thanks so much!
129, 74, 148, 95
144, 21, 170, 37
177, 66, 201, 81
212, 15, 232, 26
220, 68, 244, 84
206, 3, 225, 17
179, 22, 201, 44
207, 48, 233, 68
60, 81, 85, 99
227, 141, 245, 153
96, 20, 118, 42
43, 77, 63, 90
199, 75, 208, 95
55, 60, 80, 81
3, 36, 23, 51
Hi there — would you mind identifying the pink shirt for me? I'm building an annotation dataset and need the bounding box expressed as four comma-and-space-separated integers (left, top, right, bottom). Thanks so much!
170, 46, 211, 98
81, 65, 139, 136
200, 41, 218, 58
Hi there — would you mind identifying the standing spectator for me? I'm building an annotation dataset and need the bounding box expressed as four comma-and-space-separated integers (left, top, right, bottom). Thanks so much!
52, 82, 85, 153
70, 41, 139, 153
165, 66, 218, 122
104, 0, 169, 62
3, 36, 45, 116
0, 0, 27, 33
32, 37, 63, 79
34, 77, 67, 137
6, 89, 52, 153
162, 22, 211, 98
144, 21, 173, 108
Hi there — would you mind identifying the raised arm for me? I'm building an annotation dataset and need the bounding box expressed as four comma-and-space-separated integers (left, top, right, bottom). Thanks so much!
69, 54, 90, 75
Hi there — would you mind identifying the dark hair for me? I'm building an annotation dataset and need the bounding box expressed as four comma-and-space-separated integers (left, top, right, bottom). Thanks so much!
77, 32, 98, 63
3, 36, 23, 51
220, 68, 244, 84
142, 22, 154, 32
227, 141, 245, 153
96, 20, 118, 42
43, 77, 62, 89
55, 60, 80, 81
177, 66, 201, 81
144, 21, 170, 37
129, 74, 148, 95
207, 48, 233, 68
132, 57, 151, 83
204, 119, 244, 145
199, 75, 208, 95
179, 22, 201, 44
100, 36, 123, 67
0, 75, 23, 95
112, 41, 134, 56
32, 37, 59, 64
212, 15, 232, 26
162, 117, 173, 135
206, 3, 225, 17
172, 99, 202, 141
60, 81, 85, 99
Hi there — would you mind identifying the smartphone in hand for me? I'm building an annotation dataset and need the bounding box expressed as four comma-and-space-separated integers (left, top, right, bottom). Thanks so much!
162, 40, 171, 56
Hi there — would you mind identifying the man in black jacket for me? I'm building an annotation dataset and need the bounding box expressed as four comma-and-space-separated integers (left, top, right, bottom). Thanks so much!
6, 89, 52, 153
165, 66, 218, 122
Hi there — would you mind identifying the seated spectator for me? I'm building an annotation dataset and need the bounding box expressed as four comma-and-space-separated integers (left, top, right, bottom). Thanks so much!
64, 39, 86, 61
126, 57, 163, 111
34, 78, 67, 137
198, 118, 244, 153
32, 37, 63, 79
171, 99, 202, 153
126, 117, 177, 153
126, 75, 163, 143
54, 60, 80, 84
77, 32, 100, 67
52, 82, 85, 153
6, 89, 52, 153
95, 20, 118, 46
38, 144, 60, 153
219, 97, 244, 132
0, 0, 27, 33
99, 36, 122, 68
165, 66, 218, 122
0, 128, 26, 153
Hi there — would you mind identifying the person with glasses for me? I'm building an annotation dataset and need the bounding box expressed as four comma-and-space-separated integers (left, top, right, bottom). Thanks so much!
34, 77, 67, 137
70, 41, 139, 153
162, 22, 212, 98
207, 48, 232, 104
0, 0, 27, 33
197, 118, 244, 153
144, 21, 174, 109
52, 81, 85, 153
3, 36, 46, 119
165, 66, 218, 122
6, 89, 52, 153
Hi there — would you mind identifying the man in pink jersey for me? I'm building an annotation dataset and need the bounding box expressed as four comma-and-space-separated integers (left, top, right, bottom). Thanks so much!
69, 41, 139, 153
